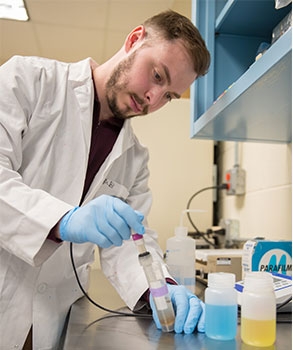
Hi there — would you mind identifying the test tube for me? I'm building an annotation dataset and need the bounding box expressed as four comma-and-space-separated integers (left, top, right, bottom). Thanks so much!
138, 251, 175, 332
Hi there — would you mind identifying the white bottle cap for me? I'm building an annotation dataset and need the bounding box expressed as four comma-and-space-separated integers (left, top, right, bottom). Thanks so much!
208, 272, 235, 288
243, 271, 274, 292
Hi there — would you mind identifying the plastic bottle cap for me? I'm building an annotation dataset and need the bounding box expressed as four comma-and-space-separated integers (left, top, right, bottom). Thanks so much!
174, 226, 188, 236
132, 233, 143, 241
208, 272, 235, 288
243, 272, 274, 292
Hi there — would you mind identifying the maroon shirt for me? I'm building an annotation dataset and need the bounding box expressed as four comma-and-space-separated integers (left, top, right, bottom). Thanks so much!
80, 97, 124, 203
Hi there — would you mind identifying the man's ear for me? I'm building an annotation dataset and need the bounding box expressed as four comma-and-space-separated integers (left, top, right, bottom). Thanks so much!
124, 25, 146, 52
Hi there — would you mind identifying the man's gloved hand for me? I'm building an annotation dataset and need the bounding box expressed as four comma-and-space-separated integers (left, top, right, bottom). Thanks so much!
59, 195, 144, 248
150, 284, 205, 334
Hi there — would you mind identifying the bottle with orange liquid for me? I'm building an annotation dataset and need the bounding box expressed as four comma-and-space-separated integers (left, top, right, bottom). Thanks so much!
241, 272, 276, 347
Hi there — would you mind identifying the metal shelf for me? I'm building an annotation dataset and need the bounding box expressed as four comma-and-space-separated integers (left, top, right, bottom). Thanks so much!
215, 0, 290, 37
191, 27, 292, 143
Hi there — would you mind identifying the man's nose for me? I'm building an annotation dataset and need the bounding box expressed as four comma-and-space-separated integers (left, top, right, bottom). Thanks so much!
145, 87, 166, 109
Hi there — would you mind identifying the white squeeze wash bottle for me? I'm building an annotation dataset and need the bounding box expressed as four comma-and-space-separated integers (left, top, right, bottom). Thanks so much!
166, 210, 201, 293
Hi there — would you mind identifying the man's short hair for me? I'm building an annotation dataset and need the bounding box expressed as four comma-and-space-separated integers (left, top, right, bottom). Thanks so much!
143, 10, 210, 77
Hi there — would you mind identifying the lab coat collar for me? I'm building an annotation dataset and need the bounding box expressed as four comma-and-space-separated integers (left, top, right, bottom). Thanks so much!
68, 58, 95, 167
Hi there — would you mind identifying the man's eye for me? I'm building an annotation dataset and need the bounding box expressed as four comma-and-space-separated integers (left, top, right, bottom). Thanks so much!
166, 93, 172, 102
154, 71, 161, 82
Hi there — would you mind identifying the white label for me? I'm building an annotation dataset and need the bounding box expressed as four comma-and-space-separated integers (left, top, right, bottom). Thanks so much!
217, 257, 231, 265
242, 240, 256, 273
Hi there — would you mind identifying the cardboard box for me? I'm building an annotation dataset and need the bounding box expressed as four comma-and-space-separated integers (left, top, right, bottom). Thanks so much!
242, 240, 292, 276
195, 249, 243, 282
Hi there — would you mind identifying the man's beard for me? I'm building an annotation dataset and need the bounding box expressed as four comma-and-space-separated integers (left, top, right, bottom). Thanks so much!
105, 51, 148, 119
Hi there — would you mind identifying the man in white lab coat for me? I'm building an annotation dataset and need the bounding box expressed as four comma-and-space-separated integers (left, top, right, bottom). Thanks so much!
0, 10, 210, 350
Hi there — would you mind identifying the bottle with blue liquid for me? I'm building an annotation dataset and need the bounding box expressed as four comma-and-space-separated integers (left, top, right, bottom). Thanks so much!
205, 272, 238, 341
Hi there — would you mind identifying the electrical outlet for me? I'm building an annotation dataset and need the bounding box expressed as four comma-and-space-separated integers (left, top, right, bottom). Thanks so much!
225, 166, 246, 195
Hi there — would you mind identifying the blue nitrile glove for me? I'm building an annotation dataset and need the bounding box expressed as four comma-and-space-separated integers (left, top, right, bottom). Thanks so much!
150, 284, 205, 334
59, 195, 144, 248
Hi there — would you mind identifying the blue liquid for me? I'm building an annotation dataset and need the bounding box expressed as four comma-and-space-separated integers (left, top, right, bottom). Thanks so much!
205, 304, 237, 340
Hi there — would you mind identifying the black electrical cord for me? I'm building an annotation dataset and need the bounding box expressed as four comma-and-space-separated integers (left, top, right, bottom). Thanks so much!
186, 184, 228, 247
69, 242, 152, 318
69, 184, 226, 317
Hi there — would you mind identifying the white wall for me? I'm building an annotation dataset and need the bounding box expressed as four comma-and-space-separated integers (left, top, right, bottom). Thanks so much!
132, 99, 214, 251
217, 141, 292, 241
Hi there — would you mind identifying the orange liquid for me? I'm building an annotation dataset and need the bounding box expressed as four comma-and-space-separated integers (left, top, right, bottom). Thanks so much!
241, 317, 276, 347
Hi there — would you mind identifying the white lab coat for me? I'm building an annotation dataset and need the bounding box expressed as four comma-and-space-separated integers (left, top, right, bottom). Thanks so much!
0, 56, 170, 349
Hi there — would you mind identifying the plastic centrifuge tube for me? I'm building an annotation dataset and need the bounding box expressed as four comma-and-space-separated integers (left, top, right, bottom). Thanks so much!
138, 251, 175, 332
132, 233, 147, 254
